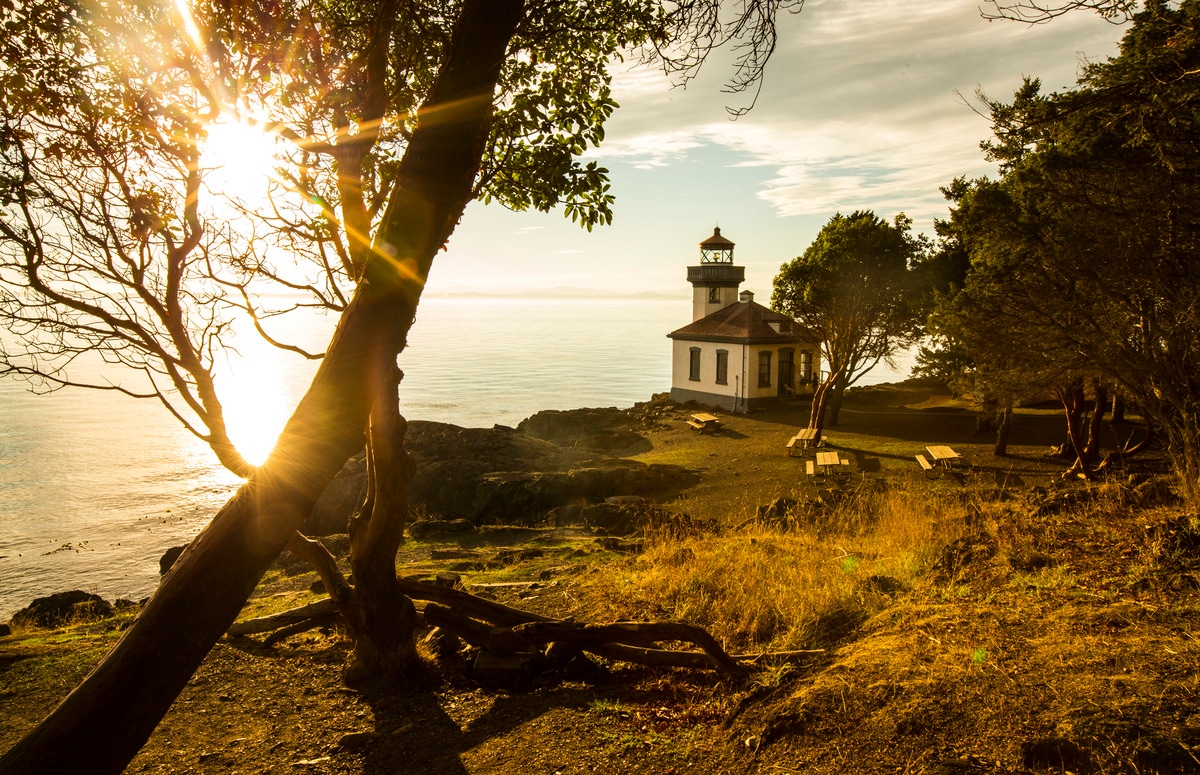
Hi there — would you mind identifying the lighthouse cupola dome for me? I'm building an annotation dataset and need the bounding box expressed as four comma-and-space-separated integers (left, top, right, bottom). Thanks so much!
699, 227, 735, 263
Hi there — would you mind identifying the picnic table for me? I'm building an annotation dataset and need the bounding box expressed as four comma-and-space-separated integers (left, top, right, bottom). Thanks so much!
806, 448, 854, 484
926, 445, 961, 469
815, 451, 840, 470
786, 428, 821, 457
687, 412, 721, 433
813, 451, 851, 483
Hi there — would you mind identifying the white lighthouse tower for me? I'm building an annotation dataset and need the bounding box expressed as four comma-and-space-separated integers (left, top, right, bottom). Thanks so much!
688, 227, 745, 321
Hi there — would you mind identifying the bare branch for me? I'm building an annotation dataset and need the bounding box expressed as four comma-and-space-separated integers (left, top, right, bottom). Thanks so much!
980, 0, 1139, 24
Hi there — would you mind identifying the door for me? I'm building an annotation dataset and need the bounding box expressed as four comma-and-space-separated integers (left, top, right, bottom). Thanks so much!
778, 348, 795, 396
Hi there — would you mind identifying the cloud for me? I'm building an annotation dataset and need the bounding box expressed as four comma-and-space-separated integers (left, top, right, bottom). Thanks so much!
594, 130, 706, 168
601, 0, 1125, 230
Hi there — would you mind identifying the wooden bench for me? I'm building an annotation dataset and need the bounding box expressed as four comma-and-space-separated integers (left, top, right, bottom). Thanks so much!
687, 419, 707, 431
915, 454, 940, 479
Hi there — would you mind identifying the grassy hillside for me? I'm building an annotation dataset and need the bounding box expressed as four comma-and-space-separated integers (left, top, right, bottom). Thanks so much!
2, 384, 1197, 774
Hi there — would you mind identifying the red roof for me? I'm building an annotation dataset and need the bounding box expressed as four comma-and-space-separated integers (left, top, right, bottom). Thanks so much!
668, 299, 804, 344
699, 227, 735, 249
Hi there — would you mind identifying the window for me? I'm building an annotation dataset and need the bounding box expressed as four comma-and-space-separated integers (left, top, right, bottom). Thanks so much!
689, 347, 701, 381
708, 286, 721, 303
800, 350, 812, 380
758, 351, 772, 387
716, 349, 728, 385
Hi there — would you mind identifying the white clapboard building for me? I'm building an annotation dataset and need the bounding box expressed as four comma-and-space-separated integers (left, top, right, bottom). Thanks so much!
667, 228, 820, 412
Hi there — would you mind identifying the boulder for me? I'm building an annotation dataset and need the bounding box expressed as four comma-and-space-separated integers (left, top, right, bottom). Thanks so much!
757, 497, 798, 527
624, 393, 684, 427
302, 451, 367, 536
11, 590, 114, 628
580, 501, 708, 537
159, 545, 186, 575
580, 502, 637, 535
471, 461, 696, 524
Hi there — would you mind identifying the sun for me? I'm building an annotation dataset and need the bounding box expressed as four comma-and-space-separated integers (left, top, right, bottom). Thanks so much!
216, 329, 295, 467
201, 114, 280, 204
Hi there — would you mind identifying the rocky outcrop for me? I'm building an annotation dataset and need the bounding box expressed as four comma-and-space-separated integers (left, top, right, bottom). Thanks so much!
517, 407, 649, 452
301, 417, 698, 535
10, 590, 114, 628
470, 459, 697, 525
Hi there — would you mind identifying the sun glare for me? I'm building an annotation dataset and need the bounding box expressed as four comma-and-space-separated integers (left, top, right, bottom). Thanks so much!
201, 115, 280, 204
216, 329, 294, 467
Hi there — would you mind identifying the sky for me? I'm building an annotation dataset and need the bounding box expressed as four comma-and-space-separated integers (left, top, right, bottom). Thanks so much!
434, 0, 1129, 299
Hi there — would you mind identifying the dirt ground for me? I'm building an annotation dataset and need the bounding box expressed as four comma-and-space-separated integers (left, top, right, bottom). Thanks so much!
2, 384, 1198, 774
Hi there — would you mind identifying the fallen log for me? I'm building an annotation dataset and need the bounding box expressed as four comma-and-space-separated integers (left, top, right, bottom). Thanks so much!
228, 599, 339, 637
263, 614, 341, 646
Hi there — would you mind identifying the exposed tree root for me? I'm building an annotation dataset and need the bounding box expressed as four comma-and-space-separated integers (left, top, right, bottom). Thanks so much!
422, 603, 747, 676
229, 581, 822, 677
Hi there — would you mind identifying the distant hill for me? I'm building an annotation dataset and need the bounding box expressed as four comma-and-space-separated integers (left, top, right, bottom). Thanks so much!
425, 287, 686, 301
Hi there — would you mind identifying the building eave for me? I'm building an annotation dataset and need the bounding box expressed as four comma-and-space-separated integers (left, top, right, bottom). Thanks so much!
667, 332, 807, 345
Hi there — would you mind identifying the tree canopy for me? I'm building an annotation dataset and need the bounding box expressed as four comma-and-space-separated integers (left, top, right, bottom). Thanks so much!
928, 0, 1200, 491
771, 210, 926, 431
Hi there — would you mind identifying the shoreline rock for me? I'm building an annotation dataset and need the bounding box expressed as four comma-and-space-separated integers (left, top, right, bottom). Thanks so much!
302, 414, 699, 536
9, 590, 114, 628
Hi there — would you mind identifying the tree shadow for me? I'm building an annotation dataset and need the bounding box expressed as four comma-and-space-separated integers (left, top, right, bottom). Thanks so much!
825, 443, 912, 465
713, 428, 749, 439
358, 688, 473, 774
847, 451, 883, 474
354, 664, 727, 774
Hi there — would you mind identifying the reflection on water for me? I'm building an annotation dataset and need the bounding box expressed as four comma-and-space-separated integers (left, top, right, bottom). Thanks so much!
0, 297, 912, 618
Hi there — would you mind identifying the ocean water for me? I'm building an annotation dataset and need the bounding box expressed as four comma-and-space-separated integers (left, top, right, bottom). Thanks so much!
0, 296, 910, 618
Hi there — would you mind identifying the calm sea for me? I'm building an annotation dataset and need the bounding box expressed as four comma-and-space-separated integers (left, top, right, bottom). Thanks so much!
0, 296, 910, 618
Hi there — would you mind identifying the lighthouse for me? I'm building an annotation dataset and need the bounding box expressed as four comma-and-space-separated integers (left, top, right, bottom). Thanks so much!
668, 227, 820, 413
688, 227, 745, 321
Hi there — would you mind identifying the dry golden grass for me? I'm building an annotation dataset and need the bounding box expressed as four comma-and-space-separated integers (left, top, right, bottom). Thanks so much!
580, 479, 975, 653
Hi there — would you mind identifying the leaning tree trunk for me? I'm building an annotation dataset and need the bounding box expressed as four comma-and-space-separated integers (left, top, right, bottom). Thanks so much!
1058, 379, 1094, 479
826, 372, 849, 426
808, 378, 834, 433
0, 3, 525, 773
994, 404, 1013, 457
1083, 378, 1108, 462
343, 365, 419, 682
